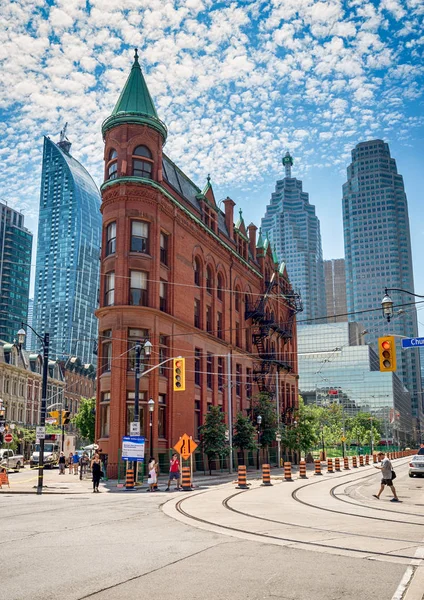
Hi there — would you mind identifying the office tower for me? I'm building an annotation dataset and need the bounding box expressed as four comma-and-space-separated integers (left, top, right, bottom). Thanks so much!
261, 152, 326, 324
324, 259, 347, 323
26, 298, 34, 350
343, 139, 422, 432
0, 202, 32, 342
34, 132, 101, 364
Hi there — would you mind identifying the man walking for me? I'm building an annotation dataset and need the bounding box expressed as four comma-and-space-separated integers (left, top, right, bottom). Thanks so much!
373, 451, 400, 502
165, 453, 180, 491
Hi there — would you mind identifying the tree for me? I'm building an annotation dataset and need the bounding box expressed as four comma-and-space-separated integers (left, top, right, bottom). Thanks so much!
282, 398, 319, 456
199, 406, 229, 474
73, 397, 96, 443
347, 412, 382, 449
252, 392, 277, 449
232, 412, 257, 464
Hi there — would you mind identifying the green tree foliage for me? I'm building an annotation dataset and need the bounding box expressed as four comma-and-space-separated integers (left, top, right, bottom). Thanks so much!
232, 412, 257, 452
282, 398, 319, 455
199, 406, 229, 474
73, 397, 96, 443
347, 412, 382, 447
252, 392, 277, 449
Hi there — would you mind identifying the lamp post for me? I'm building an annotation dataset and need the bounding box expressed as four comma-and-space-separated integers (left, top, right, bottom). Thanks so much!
17, 324, 49, 495
132, 339, 151, 478
148, 398, 155, 459
256, 415, 262, 469
381, 287, 424, 322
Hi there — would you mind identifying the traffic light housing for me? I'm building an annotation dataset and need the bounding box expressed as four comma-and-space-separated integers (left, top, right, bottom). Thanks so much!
173, 358, 186, 392
378, 336, 397, 372
62, 411, 71, 425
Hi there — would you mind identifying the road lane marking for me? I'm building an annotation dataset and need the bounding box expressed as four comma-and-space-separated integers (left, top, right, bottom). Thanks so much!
391, 546, 424, 600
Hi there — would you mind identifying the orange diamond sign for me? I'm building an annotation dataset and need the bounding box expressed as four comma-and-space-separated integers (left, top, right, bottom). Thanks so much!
173, 434, 198, 460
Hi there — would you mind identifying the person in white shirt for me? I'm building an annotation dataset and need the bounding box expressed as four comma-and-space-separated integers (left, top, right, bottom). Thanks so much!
373, 451, 400, 502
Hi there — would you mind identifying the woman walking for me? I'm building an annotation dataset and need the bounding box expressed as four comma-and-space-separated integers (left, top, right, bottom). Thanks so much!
148, 457, 157, 492
91, 453, 102, 493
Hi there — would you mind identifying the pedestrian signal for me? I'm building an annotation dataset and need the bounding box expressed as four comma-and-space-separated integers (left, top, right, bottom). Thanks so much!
173, 358, 186, 392
62, 411, 71, 425
378, 336, 396, 372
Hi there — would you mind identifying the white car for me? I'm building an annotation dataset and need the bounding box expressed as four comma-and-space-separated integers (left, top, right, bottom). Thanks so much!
409, 454, 424, 477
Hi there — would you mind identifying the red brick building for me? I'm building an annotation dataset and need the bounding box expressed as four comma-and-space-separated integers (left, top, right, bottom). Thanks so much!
96, 51, 300, 477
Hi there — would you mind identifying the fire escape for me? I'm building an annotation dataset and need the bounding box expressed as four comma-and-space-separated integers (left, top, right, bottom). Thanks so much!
245, 275, 302, 395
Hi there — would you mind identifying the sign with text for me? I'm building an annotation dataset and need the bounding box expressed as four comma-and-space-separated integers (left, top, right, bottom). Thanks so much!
36, 426, 46, 440
173, 434, 198, 460
122, 436, 145, 462
401, 337, 424, 349
130, 422, 140, 436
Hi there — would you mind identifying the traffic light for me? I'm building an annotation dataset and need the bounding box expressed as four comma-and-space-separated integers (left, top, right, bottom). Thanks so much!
62, 411, 71, 425
173, 358, 186, 392
378, 336, 397, 372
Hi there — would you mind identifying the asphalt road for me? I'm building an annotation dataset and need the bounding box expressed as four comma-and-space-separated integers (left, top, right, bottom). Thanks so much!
1, 458, 423, 600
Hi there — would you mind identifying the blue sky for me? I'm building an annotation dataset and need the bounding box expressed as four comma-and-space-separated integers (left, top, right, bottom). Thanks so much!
0, 0, 423, 327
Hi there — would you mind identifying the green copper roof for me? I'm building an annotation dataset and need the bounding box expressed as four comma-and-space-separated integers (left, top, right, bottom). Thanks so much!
272, 244, 279, 265
102, 49, 167, 142
202, 174, 212, 195
279, 261, 286, 275
264, 232, 270, 251
256, 227, 264, 249
235, 208, 245, 229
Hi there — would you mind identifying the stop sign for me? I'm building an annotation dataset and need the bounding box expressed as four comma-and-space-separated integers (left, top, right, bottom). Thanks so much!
4, 433, 13, 444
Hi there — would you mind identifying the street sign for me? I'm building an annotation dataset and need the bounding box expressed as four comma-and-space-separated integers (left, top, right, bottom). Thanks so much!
275, 433, 282, 442
130, 422, 140, 436
122, 436, 145, 462
173, 434, 198, 460
0, 426, 5, 433
36, 426, 46, 440
4, 433, 13, 444
45, 418, 57, 425
341, 436, 346, 442
401, 337, 424, 349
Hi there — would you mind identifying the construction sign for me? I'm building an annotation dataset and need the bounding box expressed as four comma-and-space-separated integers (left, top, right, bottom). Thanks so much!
173, 434, 198, 460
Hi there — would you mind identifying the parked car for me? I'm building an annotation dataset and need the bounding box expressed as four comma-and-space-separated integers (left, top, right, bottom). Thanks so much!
409, 455, 424, 477
0, 449, 24, 471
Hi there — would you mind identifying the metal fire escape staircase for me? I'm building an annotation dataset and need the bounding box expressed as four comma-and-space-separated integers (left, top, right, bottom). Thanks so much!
245, 275, 302, 394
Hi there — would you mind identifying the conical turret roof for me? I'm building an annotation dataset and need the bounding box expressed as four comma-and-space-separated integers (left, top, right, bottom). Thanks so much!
102, 49, 167, 142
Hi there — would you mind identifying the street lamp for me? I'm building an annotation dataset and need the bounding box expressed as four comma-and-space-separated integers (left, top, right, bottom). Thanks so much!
132, 339, 151, 477
381, 287, 424, 322
148, 398, 155, 459
256, 415, 262, 469
17, 324, 50, 495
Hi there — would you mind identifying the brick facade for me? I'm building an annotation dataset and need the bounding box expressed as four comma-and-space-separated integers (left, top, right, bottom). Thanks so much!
96, 54, 299, 477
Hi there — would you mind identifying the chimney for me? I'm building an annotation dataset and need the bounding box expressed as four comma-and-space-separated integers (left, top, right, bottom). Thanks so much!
247, 223, 257, 261
223, 197, 235, 240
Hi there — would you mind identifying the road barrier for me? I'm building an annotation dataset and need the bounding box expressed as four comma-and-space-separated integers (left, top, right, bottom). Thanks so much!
314, 459, 322, 475
352, 456, 358, 468
0, 469, 10, 488
299, 460, 307, 478
262, 464, 272, 486
373, 454, 378, 463
284, 462, 292, 481
327, 458, 334, 473
181, 467, 192, 491
365, 455, 370, 465
359, 455, 364, 467
335, 457, 341, 471
344, 456, 349, 470
125, 468, 134, 490
236, 465, 248, 489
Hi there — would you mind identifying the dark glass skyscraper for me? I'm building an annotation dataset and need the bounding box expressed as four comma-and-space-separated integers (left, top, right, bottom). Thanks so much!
0, 203, 32, 342
34, 135, 101, 364
343, 139, 422, 433
261, 152, 326, 324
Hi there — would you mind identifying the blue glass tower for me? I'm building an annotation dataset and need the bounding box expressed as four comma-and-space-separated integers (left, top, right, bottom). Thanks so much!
343, 139, 422, 433
261, 152, 326, 324
34, 135, 101, 364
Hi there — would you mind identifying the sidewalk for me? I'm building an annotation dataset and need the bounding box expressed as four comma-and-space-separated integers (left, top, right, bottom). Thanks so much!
0, 463, 314, 495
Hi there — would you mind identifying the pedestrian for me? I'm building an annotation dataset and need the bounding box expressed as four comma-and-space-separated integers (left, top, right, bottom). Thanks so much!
373, 451, 400, 502
68, 452, 74, 474
148, 457, 157, 492
58, 452, 66, 475
165, 453, 180, 491
91, 453, 102, 492
73, 452, 79, 475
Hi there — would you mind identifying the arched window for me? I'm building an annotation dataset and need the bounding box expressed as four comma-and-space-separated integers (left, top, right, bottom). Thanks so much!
206, 266, 213, 294
132, 145, 153, 179
235, 288, 241, 312
194, 257, 201, 287
107, 149, 118, 180
217, 273, 224, 301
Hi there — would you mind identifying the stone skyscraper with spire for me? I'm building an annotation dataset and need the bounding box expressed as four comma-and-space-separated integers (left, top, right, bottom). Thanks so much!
261, 152, 326, 325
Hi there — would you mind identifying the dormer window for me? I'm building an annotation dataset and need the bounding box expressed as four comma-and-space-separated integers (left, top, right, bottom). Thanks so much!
132, 145, 153, 179
107, 149, 118, 180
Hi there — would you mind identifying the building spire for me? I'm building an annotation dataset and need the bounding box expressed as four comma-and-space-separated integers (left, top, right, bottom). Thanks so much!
282, 151, 293, 178
57, 122, 71, 154
101, 49, 167, 142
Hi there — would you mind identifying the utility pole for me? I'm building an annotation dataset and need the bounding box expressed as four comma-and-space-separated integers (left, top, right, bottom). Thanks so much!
227, 353, 233, 474
276, 370, 281, 468
133, 341, 141, 478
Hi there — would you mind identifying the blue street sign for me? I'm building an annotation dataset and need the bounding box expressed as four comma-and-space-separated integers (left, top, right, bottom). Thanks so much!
122, 436, 145, 461
401, 337, 424, 349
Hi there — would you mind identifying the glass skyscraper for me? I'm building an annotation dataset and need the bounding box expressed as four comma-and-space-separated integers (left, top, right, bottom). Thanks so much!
343, 139, 422, 433
34, 135, 101, 364
261, 152, 326, 324
0, 202, 32, 342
